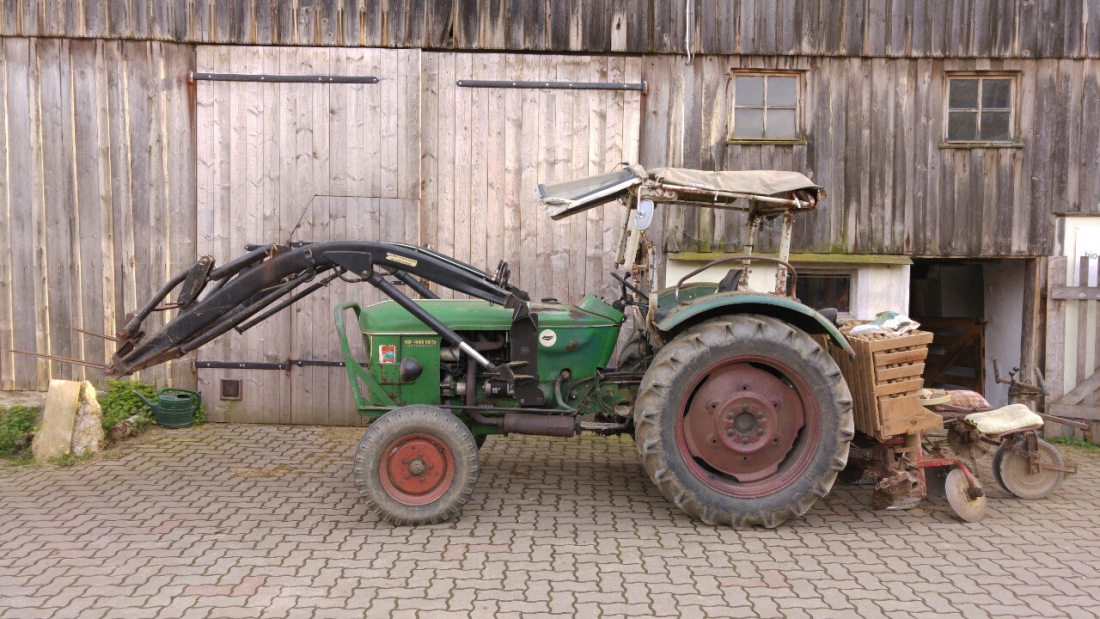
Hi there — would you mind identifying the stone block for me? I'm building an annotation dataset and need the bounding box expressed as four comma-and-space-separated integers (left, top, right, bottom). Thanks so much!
71, 383, 104, 457
31, 380, 104, 462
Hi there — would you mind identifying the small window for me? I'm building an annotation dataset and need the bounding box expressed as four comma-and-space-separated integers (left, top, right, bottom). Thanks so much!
731, 74, 800, 141
946, 76, 1014, 143
798, 271, 852, 314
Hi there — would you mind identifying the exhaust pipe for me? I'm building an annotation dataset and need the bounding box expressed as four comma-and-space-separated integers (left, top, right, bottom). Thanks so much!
500, 413, 576, 437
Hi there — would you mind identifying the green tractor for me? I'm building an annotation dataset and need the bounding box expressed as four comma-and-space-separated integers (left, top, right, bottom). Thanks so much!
103, 165, 854, 528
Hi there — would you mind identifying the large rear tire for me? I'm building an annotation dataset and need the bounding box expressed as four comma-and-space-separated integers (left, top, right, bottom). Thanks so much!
634, 315, 854, 528
353, 405, 480, 525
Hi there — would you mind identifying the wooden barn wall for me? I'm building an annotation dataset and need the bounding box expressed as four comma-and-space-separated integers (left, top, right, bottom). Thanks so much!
421, 52, 641, 303
0, 38, 195, 391
1, 0, 1098, 59
645, 55, 1100, 258
194, 46, 420, 425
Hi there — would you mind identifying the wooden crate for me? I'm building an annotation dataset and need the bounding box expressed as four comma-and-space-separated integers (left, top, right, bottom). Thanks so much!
826, 329, 943, 440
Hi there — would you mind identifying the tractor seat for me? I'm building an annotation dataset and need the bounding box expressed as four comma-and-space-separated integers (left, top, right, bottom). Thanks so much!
716, 269, 743, 293
964, 403, 1044, 436
817, 307, 839, 326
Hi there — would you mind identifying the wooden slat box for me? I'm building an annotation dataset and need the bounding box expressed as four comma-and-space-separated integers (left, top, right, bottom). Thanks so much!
826, 328, 943, 440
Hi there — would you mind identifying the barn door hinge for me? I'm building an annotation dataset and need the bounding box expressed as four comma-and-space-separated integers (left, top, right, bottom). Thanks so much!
188, 72, 380, 84
456, 79, 646, 93
192, 359, 352, 372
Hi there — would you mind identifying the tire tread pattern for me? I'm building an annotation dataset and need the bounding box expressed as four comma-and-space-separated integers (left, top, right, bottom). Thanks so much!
352, 406, 480, 525
634, 315, 854, 528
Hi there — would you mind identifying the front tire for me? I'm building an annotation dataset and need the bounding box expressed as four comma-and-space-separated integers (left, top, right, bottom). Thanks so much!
634, 315, 854, 528
353, 406, 480, 525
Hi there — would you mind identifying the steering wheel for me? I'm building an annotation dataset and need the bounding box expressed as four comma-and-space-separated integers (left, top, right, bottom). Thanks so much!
611, 271, 647, 302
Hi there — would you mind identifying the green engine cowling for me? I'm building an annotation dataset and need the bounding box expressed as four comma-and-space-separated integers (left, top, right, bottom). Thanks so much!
345, 295, 625, 413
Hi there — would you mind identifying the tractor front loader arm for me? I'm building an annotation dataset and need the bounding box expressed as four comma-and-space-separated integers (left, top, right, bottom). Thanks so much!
107, 241, 530, 379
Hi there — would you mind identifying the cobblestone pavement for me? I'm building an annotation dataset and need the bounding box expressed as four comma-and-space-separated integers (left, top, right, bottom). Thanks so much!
2, 424, 1099, 619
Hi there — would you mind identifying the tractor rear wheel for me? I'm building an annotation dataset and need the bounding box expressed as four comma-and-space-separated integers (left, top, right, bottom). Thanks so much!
353, 405, 480, 525
634, 315, 854, 528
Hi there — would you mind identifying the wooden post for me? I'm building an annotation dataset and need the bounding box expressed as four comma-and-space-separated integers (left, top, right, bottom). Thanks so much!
1044, 256, 1069, 437
1021, 257, 1043, 388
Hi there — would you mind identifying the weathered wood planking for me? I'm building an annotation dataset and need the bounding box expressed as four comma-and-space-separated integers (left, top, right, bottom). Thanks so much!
654, 54, 1100, 258
195, 46, 418, 425
420, 52, 641, 302
1045, 255, 1100, 438
2, 1, 1096, 59
0, 39, 194, 391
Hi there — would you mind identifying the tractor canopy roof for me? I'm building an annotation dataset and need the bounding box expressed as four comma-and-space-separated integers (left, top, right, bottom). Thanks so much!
538, 165, 823, 220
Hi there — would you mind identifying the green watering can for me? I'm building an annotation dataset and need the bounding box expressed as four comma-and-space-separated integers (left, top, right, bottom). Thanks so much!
136, 388, 201, 429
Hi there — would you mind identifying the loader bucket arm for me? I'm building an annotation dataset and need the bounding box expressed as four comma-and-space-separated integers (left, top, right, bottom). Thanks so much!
107, 241, 529, 378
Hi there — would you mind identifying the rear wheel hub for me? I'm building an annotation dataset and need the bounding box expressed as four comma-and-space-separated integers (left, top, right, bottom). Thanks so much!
682, 360, 809, 487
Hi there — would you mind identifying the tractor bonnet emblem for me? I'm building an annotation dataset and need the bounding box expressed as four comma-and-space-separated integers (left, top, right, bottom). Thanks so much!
539, 329, 557, 347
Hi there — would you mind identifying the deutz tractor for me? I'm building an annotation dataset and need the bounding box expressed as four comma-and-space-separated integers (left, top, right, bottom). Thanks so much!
101, 165, 854, 528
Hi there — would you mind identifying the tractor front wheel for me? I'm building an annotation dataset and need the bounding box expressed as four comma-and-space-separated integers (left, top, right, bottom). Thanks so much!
634, 315, 854, 527
353, 406, 480, 525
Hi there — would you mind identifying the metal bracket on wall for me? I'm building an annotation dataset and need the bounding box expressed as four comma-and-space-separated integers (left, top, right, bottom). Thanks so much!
188, 72, 380, 84
192, 359, 353, 372
456, 79, 646, 93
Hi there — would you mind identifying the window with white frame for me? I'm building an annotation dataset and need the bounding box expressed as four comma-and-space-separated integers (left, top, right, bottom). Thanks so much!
730, 74, 800, 141
946, 75, 1015, 143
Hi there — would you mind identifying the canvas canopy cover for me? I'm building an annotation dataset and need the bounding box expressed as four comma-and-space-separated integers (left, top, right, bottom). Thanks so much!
538, 165, 822, 220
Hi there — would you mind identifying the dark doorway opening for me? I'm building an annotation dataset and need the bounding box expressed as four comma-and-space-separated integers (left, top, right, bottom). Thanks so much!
909, 258, 1028, 405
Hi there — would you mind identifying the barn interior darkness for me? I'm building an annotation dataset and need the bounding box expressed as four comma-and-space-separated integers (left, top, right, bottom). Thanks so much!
910, 258, 1028, 406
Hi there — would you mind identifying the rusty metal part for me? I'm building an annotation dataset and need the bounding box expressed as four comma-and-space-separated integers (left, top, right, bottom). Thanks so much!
945, 468, 987, 522
500, 413, 576, 437
681, 361, 806, 484
1037, 412, 1090, 432
946, 420, 990, 462
673, 256, 798, 305
6, 350, 107, 370
73, 327, 119, 342
997, 436, 1071, 499
378, 433, 455, 506
676, 355, 821, 499
873, 469, 925, 510
775, 210, 795, 295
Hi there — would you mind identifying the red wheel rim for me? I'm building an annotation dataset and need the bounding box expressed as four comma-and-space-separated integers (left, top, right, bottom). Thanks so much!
676, 356, 820, 498
378, 434, 456, 506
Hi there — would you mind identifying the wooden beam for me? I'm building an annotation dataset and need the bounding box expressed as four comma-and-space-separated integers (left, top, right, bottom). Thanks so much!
1045, 256, 1068, 400
1051, 286, 1100, 300
1021, 257, 1043, 382
1056, 369, 1100, 406
1048, 403, 1100, 422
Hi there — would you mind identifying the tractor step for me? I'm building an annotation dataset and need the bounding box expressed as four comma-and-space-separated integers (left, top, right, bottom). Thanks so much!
577, 420, 630, 435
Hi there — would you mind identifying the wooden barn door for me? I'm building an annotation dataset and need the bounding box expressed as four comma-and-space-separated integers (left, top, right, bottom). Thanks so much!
421, 53, 642, 303
195, 46, 420, 425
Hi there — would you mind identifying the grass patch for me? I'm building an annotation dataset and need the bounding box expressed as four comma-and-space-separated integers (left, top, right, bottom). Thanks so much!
0, 406, 38, 458
98, 379, 159, 432
1047, 435, 1100, 451
47, 451, 95, 468
97, 380, 206, 431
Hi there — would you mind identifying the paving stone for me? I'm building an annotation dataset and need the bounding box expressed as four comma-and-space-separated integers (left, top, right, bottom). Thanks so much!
1, 425, 1099, 617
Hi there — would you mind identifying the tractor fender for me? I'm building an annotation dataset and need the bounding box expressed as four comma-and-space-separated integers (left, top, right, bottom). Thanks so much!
653, 293, 853, 356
